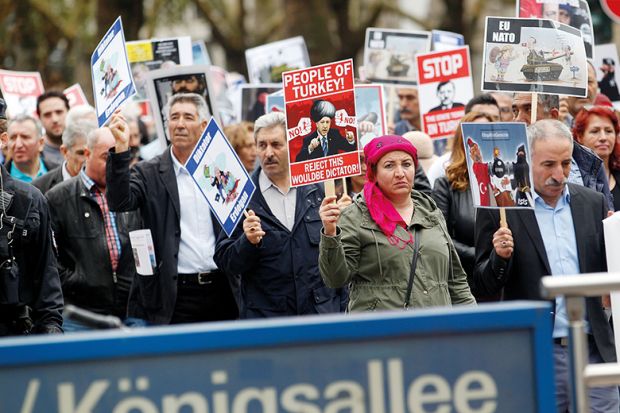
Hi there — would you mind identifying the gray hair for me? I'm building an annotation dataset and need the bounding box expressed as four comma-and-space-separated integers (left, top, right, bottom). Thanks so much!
254, 112, 286, 140
63, 118, 97, 149
8, 114, 42, 138
66, 105, 97, 126
165, 93, 210, 123
527, 119, 573, 153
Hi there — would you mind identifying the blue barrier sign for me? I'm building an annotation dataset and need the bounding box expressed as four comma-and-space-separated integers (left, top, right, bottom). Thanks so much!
0, 301, 554, 412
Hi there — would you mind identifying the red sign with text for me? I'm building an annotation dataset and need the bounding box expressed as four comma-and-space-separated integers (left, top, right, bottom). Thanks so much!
0, 70, 45, 117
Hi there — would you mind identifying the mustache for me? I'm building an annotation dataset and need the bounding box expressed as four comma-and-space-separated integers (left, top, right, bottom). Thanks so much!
544, 177, 568, 187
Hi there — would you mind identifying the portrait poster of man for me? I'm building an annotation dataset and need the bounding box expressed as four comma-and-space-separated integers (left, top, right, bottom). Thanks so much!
594, 43, 620, 103
63, 83, 89, 108
417, 46, 473, 140
126, 36, 193, 101
265, 89, 284, 113
431, 30, 465, 52
355, 84, 387, 148
90, 16, 136, 127
461, 122, 534, 209
517, 0, 594, 59
482, 17, 588, 97
238, 83, 281, 122
0, 69, 44, 117
482, 17, 587, 97
363, 28, 431, 85
283, 59, 360, 187
245, 36, 311, 84
185, 118, 256, 237
144, 64, 219, 149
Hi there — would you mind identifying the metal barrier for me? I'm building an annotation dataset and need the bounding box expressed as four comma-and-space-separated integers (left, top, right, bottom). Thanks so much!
541, 272, 620, 413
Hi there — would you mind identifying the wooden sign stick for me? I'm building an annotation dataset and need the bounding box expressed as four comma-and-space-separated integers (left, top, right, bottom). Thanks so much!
530, 92, 538, 124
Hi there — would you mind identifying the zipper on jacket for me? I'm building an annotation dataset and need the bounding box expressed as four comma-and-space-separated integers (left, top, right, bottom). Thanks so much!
112, 271, 117, 284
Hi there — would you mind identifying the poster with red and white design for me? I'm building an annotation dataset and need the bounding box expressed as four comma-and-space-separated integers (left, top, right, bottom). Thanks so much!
63, 83, 89, 108
283, 59, 360, 187
0, 69, 45, 118
416, 46, 473, 140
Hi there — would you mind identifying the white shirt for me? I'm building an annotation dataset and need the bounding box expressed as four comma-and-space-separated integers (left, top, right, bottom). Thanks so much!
259, 170, 296, 231
61, 161, 72, 181
171, 148, 218, 273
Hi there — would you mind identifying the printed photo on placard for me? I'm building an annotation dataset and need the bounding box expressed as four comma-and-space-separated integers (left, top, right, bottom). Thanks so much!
185, 118, 256, 237
127, 37, 193, 101
364, 28, 432, 85
595, 44, 620, 103
63, 84, 89, 108
284, 59, 360, 187
355, 84, 387, 148
192, 40, 211, 65
482, 17, 587, 97
0, 70, 44, 117
145, 64, 218, 146
245, 36, 311, 84
417, 46, 473, 140
91, 16, 136, 126
432, 30, 465, 52
461, 122, 533, 209
265, 89, 284, 113
517, 0, 594, 59
238, 84, 281, 122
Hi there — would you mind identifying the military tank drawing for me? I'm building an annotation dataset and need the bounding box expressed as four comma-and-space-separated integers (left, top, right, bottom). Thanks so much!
520, 51, 571, 81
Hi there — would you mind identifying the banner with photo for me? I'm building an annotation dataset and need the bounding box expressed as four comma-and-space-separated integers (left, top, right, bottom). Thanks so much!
417, 46, 473, 140
355, 84, 387, 149
517, 0, 594, 59
265, 89, 284, 113
594, 43, 620, 104
284, 59, 360, 187
185, 118, 256, 237
461, 122, 533, 209
482, 17, 587, 97
245, 36, 310, 84
126, 36, 193, 101
145, 64, 219, 150
63, 83, 89, 108
0, 70, 44, 117
363, 28, 432, 85
238, 84, 281, 122
91, 16, 136, 126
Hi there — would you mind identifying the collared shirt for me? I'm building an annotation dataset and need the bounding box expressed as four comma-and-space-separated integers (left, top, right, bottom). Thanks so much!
533, 186, 590, 338
10, 160, 47, 183
170, 148, 217, 273
61, 161, 72, 181
80, 169, 121, 272
259, 169, 296, 231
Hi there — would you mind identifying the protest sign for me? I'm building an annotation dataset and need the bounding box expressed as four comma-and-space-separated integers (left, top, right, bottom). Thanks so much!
461, 122, 533, 209
91, 16, 136, 126
209, 65, 238, 126
145, 64, 219, 148
355, 84, 387, 148
63, 83, 89, 108
185, 118, 255, 237
283, 59, 360, 187
265, 89, 284, 113
0, 70, 44, 117
238, 83, 281, 122
417, 46, 473, 140
245, 36, 310, 84
364, 28, 432, 85
482, 17, 587, 97
431, 30, 465, 52
594, 44, 620, 103
126, 36, 192, 101
192, 40, 211, 65
517, 0, 594, 59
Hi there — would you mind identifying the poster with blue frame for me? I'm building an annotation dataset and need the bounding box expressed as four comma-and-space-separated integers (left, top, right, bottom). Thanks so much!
461, 122, 534, 209
91, 16, 136, 126
185, 118, 255, 236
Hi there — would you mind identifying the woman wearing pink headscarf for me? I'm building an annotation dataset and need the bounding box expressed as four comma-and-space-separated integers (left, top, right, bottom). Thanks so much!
319, 135, 475, 312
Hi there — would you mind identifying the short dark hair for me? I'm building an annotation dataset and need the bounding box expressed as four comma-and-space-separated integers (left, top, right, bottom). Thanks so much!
465, 93, 499, 114
310, 100, 336, 122
436, 81, 454, 92
36, 91, 70, 116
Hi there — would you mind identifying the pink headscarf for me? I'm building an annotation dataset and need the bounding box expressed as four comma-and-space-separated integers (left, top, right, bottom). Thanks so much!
363, 135, 418, 248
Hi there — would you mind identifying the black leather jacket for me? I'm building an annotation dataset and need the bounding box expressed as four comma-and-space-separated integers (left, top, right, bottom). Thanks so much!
46, 175, 142, 318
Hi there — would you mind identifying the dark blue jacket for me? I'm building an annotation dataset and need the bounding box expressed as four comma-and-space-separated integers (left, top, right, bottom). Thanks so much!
573, 142, 614, 211
214, 168, 347, 318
